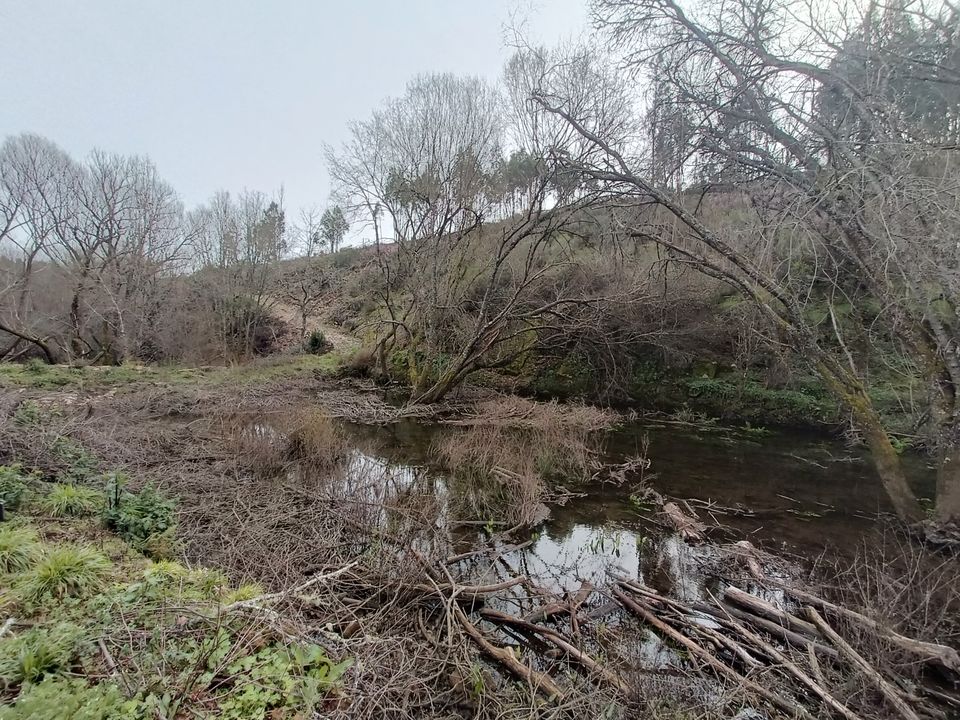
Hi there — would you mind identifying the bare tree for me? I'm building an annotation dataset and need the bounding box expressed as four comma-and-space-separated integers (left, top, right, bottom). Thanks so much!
536, 0, 960, 525
328, 69, 652, 403
190, 190, 287, 358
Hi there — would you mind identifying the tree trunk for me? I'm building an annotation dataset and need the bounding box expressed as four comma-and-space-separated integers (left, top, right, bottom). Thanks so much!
935, 429, 960, 525
854, 399, 925, 524
818, 362, 925, 524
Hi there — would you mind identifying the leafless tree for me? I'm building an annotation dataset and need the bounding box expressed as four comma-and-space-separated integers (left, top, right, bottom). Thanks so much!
189, 189, 288, 358
328, 69, 654, 403
535, 0, 960, 525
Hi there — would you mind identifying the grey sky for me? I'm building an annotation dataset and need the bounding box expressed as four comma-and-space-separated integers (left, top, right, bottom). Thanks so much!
1, 0, 589, 218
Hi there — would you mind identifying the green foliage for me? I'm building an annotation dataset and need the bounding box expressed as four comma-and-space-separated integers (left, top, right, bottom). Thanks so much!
740, 422, 773, 437
41, 485, 103, 518
0, 465, 37, 511
216, 642, 352, 720
21, 546, 109, 603
11, 401, 44, 427
890, 435, 915, 455
51, 437, 100, 483
0, 526, 41, 574
0, 623, 87, 687
305, 329, 332, 355
0, 678, 136, 720
103, 481, 176, 557
531, 352, 597, 398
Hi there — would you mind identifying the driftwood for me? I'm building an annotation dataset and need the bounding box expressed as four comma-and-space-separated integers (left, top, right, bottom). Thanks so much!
784, 585, 960, 675
480, 608, 630, 694
701, 600, 839, 661
806, 607, 922, 720
662, 501, 706, 542
612, 586, 816, 720
731, 539, 765, 580
523, 581, 593, 625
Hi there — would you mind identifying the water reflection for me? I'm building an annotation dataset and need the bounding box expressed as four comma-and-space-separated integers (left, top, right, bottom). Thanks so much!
296, 417, 936, 598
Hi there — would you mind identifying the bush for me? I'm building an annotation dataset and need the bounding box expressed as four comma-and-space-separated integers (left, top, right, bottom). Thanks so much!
50, 438, 100, 483
0, 623, 86, 686
0, 677, 134, 720
304, 330, 333, 355
0, 527, 41, 574
21, 546, 109, 603
41, 485, 103, 518
0, 465, 37, 512
103, 482, 176, 556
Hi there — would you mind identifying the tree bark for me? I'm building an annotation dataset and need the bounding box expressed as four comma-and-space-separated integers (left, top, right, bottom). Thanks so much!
935, 424, 960, 526
818, 362, 925, 524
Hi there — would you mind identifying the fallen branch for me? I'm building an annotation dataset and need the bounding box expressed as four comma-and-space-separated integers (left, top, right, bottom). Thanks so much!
715, 603, 864, 720
451, 603, 563, 700
612, 587, 815, 720
480, 608, 630, 694
783, 585, 960, 675
724, 585, 818, 638
806, 607, 921, 720
662, 501, 706, 542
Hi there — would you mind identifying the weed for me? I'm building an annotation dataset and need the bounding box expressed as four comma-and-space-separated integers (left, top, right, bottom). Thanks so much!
0, 623, 86, 687
217, 642, 352, 720
103, 481, 176, 556
41, 484, 103, 517
0, 527, 41, 574
739, 422, 772, 437
50, 437, 100, 483
0, 677, 135, 720
10, 401, 43, 427
21, 546, 110, 603
0, 465, 37, 512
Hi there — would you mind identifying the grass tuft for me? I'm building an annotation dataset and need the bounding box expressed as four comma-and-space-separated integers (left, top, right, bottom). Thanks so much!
21, 546, 110, 603
40, 484, 103, 518
0, 527, 41, 574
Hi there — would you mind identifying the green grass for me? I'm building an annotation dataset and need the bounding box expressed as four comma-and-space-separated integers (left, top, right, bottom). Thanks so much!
20, 545, 110, 603
41, 485, 104, 518
0, 353, 343, 391
0, 526, 41, 574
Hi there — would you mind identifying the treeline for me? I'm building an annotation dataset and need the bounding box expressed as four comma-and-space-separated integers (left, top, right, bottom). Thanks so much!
0, 135, 350, 364
2, 0, 958, 525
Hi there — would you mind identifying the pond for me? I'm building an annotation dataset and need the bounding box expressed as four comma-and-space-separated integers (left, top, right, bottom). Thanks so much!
333, 417, 936, 599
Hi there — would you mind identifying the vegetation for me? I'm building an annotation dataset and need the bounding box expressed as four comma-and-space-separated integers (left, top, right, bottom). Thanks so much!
1, 1, 959, 717
0, 463, 352, 717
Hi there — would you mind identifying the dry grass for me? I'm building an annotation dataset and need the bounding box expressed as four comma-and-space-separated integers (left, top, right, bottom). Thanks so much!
434, 396, 617, 525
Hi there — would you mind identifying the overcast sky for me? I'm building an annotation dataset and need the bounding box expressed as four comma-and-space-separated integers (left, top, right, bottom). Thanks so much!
1, 0, 590, 220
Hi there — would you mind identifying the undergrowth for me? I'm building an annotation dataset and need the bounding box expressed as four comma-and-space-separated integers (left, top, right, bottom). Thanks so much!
0, 451, 352, 717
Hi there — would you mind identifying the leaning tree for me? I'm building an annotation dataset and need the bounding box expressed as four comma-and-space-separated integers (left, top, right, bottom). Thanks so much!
536, 0, 960, 525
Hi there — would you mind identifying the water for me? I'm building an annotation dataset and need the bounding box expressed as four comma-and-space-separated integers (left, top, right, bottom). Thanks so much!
333, 417, 936, 598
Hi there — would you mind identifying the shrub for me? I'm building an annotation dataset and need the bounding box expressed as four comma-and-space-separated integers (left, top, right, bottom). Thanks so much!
0, 623, 86, 687
286, 410, 347, 472
0, 465, 36, 512
11, 401, 43, 427
21, 546, 109, 603
41, 485, 103, 518
103, 483, 176, 555
304, 330, 333, 355
0, 677, 134, 720
50, 438, 100, 483
0, 527, 41, 574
